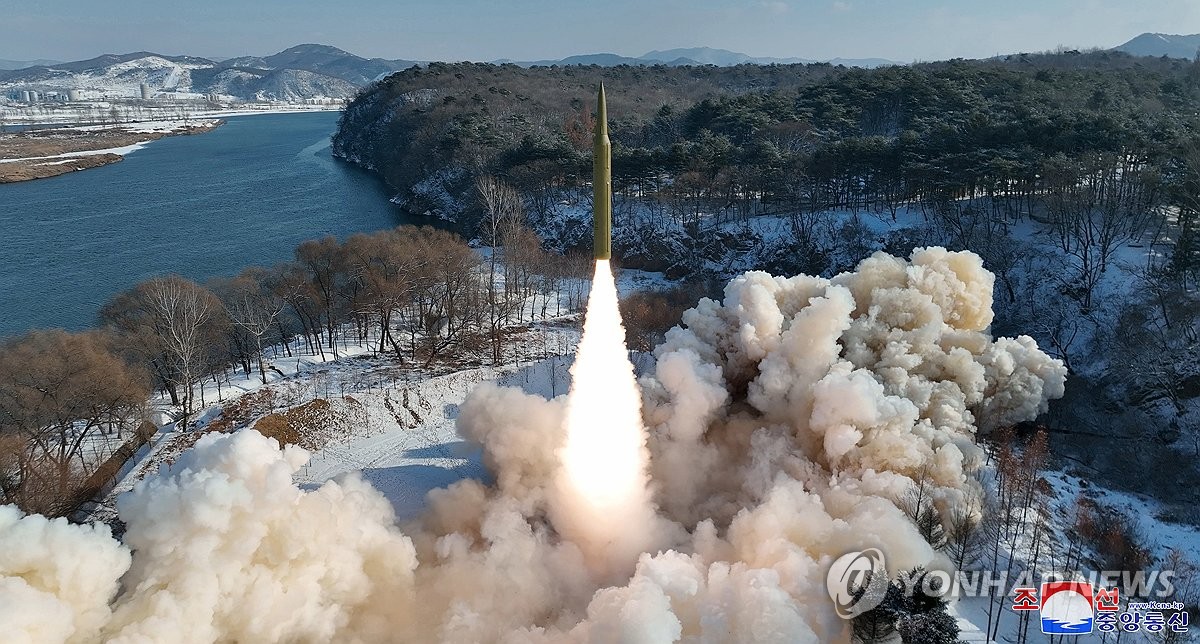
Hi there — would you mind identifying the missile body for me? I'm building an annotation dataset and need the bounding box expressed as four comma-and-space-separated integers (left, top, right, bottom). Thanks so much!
593, 84, 612, 260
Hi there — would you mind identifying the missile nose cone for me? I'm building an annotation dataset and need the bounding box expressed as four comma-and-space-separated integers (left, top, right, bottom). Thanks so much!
593, 83, 612, 261
595, 83, 608, 141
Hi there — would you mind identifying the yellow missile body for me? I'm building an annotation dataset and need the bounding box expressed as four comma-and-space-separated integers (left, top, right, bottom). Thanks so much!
593, 84, 611, 260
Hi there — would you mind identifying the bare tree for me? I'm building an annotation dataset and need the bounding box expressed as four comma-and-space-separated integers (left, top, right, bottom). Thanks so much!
898, 465, 946, 550
477, 175, 525, 363
0, 330, 147, 516
101, 276, 222, 426
147, 277, 221, 424
295, 236, 349, 357
343, 229, 425, 361
219, 268, 285, 384
1044, 153, 1161, 310
942, 489, 986, 571
402, 227, 487, 365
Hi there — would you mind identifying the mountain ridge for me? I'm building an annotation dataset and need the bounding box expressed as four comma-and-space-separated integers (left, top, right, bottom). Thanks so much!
505, 46, 900, 68
0, 44, 900, 103
0, 45, 418, 101
0, 58, 62, 70
1114, 32, 1200, 59
641, 46, 898, 68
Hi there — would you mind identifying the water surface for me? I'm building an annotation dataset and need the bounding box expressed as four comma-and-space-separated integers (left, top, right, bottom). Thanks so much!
0, 112, 409, 337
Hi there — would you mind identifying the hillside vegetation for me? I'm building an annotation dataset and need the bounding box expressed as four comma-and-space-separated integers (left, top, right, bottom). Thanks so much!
335, 51, 1200, 518
336, 52, 1199, 272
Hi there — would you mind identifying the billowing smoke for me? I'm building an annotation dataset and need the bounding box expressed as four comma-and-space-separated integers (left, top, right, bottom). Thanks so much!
0, 248, 1067, 643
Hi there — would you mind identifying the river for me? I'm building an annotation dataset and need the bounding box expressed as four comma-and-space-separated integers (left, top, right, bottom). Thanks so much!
0, 111, 412, 338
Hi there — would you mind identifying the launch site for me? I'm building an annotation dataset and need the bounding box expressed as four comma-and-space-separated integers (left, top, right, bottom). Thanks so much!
1, 1, 1200, 643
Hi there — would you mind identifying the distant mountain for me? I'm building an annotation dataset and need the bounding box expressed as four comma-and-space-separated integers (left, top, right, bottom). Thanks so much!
231, 44, 418, 85
506, 47, 899, 69
643, 47, 780, 65
1115, 33, 1200, 60
642, 47, 899, 68
0, 58, 61, 70
521, 53, 656, 67
0, 45, 416, 101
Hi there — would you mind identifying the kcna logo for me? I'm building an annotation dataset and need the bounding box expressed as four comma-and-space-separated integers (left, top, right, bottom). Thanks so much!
1012, 581, 1119, 635
826, 548, 888, 619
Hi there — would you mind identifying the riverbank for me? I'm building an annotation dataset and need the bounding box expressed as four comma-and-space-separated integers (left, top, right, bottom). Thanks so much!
0, 103, 343, 128
0, 119, 223, 183
0, 111, 407, 336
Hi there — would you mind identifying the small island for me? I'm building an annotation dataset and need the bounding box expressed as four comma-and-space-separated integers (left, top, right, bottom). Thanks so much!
0, 119, 223, 183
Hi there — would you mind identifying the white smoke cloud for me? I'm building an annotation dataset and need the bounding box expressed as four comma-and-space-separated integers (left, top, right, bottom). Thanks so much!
0, 506, 128, 644
105, 430, 419, 644
0, 248, 1067, 643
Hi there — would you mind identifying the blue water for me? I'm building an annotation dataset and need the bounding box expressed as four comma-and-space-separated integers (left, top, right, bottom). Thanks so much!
1041, 617, 1093, 634
0, 112, 412, 338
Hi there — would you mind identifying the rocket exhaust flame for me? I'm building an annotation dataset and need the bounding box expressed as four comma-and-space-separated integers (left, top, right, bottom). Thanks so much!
551, 87, 655, 574
551, 259, 658, 576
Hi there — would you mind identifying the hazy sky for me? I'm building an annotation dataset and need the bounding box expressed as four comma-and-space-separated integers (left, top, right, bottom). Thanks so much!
3, 0, 1199, 63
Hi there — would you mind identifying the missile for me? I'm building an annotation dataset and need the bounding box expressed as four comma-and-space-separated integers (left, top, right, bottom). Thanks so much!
593, 83, 611, 260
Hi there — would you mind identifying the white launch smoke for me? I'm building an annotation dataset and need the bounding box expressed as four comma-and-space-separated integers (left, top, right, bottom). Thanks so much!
0, 248, 1067, 643
552, 259, 662, 575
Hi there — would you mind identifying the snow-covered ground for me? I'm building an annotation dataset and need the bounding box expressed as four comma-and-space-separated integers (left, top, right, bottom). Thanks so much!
942, 452, 1200, 644
296, 355, 577, 519
1, 140, 145, 163
0, 102, 341, 126
81, 307, 585, 527
61, 119, 222, 134
0, 119, 221, 164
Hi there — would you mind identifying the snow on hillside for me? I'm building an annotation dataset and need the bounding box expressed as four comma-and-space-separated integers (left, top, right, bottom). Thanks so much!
252, 68, 357, 103
0, 119, 222, 164
948, 458, 1200, 644
0, 101, 342, 126
296, 355, 578, 519
1, 55, 206, 97
1, 51, 365, 102
80, 295, 585, 522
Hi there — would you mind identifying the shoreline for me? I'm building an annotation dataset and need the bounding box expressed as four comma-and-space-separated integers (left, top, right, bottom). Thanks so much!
0, 119, 224, 183
0, 105, 343, 129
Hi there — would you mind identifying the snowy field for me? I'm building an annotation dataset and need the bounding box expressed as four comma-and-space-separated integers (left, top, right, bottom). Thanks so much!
0, 102, 341, 126
81, 307, 585, 526
0, 118, 221, 165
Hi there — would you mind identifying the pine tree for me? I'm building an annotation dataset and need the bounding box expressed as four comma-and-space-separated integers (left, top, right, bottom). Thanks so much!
896, 611, 960, 644
895, 569, 961, 644
851, 576, 903, 644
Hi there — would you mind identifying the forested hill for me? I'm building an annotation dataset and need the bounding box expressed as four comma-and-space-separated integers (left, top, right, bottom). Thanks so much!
334, 51, 1200, 245
333, 50, 1200, 519
331, 61, 842, 211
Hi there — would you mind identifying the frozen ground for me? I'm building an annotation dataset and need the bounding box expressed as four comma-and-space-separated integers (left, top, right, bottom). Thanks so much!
81, 313, 584, 528
0, 103, 341, 126
297, 354, 576, 519
946, 454, 1200, 644
0, 119, 221, 163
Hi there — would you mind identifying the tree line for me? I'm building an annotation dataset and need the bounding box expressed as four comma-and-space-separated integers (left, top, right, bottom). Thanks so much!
335, 52, 1200, 281
0, 222, 590, 517
335, 50, 1200, 521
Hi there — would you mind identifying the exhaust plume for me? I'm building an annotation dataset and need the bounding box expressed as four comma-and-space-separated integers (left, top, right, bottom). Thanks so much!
0, 248, 1067, 643
552, 259, 663, 576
